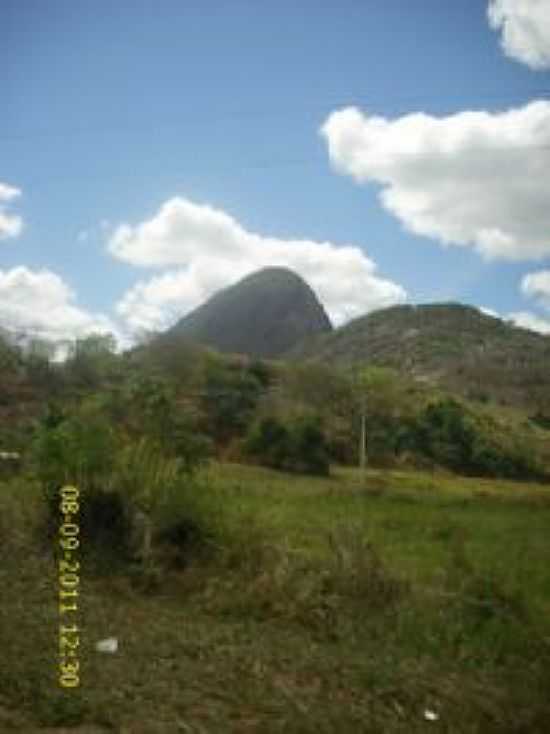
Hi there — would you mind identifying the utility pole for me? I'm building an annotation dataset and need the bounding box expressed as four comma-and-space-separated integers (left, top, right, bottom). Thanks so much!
352, 361, 367, 475
359, 390, 367, 472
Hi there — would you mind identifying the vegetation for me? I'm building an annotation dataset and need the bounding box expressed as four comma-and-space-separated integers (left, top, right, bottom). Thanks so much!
289, 303, 550, 414
1, 291, 550, 731
404, 397, 547, 480
1, 463, 550, 732
245, 414, 330, 476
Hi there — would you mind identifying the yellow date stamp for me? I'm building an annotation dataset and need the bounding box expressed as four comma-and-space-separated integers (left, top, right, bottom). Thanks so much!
58, 484, 80, 688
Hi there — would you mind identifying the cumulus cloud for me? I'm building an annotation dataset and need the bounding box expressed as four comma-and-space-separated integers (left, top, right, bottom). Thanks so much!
506, 310, 550, 334
0, 266, 120, 344
521, 269, 550, 309
475, 270, 550, 335
109, 197, 407, 333
320, 101, 550, 261
488, 0, 550, 69
476, 302, 550, 335
0, 181, 23, 240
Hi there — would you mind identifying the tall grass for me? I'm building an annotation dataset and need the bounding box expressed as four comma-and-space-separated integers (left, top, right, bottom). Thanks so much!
2, 463, 550, 732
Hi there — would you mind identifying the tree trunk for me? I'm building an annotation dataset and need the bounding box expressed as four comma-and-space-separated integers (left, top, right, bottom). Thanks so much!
142, 513, 153, 562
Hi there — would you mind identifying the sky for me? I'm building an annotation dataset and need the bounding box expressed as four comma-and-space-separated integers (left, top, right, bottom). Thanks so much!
2, 0, 550, 349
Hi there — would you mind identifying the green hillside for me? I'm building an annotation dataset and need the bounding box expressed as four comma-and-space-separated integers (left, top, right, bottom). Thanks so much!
288, 303, 550, 413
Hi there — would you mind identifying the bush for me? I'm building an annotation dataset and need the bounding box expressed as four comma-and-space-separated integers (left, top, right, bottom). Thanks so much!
291, 415, 331, 476
404, 398, 545, 480
155, 476, 223, 570
32, 400, 117, 495
200, 359, 263, 443
245, 415, 330, 476
529, 412, 550, 431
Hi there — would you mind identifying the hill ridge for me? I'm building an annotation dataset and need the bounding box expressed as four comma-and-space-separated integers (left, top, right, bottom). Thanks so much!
288, 302, 550, 412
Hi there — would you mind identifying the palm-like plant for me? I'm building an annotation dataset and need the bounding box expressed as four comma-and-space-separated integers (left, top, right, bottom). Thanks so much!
116, 437, 182, 562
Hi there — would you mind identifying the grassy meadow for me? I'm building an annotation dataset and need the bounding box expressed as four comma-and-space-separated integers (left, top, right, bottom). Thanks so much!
1, 463, 550, 733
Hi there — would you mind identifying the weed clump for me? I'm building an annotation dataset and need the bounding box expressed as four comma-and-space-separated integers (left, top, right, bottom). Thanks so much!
205, 521, 406, 644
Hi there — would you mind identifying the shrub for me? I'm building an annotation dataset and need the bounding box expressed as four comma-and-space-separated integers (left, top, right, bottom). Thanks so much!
31, 402, 135, 564
32, 400, 117, 495
529, 412, 550, 431
291, 415, 331, 476
405, 398, 545, 480
201, 359, 263, 443
245, 415, 330, 476
245, 416, 291, 469
114, 436, 183, 562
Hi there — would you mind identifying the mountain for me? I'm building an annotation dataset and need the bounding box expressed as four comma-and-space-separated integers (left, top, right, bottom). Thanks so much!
163, 267, 333, 358
287, 303, 550, 412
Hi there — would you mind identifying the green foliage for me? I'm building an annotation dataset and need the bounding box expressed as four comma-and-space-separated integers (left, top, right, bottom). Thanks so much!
115, 436, 182, 516
64, 332, 119, 389
123, 373, 213, 471
201, 358, 263, 442
30, 400, 133, 562
114, 424, 217, 566
31, 399, 117, 493
24, 353, 60, 393
291, 415, 331, 476
406, 398, 546, 480
246, 414, 330, 476
348, 366, 416, 466
291, 303, 550, 415
530, 412, 550, 431
245, 416, 290, 469
248, 358, 273, 388
31, 391, 213, 565
125, 373, 175, 443
155, 474, 225, 569
278, 363, 356, 464
0, 338, 18, 370
2, 462, 550, 731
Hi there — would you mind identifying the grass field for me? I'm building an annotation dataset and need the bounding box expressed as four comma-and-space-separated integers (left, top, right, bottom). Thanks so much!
1, 463, 550, 733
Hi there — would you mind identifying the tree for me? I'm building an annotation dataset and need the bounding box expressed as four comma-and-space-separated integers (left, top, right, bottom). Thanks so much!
279, 363, 356, 463
352, 366, 414, 467
31, 399, 126, 555
245, 414, 330, 476
121, 374, 212, 472
200, 358, 263, 443
64, 332, 118, 389
32, 398, 117, 494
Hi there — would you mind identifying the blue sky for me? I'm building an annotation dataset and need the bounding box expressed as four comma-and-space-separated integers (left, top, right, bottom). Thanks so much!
2, 0, 550, 346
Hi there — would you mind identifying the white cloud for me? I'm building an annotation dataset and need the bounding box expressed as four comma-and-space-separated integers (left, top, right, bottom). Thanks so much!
109, 197, 407, 333
521, 269, 550, 309
320, 101, 550, 261
0, 182, 20, 201
476, 270, 550, 335
476, 302, 550, 335
488, 0, 550, 69
0, 266, 120, 344
506, 310, 550, 334
0, 181, 23, 240
479, 306, 500, 318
